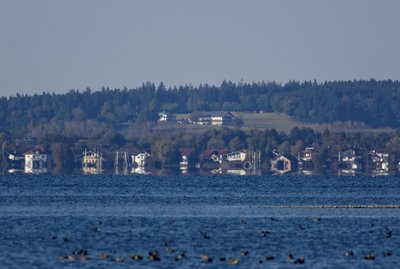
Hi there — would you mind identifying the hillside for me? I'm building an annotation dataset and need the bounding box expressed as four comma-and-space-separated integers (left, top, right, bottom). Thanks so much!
172, 112, 394, 134
0, 79, 399, 137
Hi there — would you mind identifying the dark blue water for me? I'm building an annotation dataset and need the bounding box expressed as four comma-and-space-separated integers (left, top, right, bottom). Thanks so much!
1, 174, 400, 268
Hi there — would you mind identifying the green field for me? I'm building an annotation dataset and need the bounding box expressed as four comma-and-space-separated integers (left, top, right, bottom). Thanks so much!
237, 112, 305, 133
237, 112, 394, 133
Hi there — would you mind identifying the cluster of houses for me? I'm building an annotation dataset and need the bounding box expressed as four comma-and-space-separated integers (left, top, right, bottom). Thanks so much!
179, 148, 261, 176
113, 148, 261, 176
82, 150, 152, 175
7, 144, 400, 176
7, 146, 260, 176
158, 111, 235, 126
271, 147, 395, 176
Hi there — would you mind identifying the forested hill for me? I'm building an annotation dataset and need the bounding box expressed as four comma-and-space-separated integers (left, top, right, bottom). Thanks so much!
1, 79, 399, 136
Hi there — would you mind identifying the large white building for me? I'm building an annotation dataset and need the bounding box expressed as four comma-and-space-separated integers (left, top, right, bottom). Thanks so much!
197, 112, 234, 125
23, 148, 50, 174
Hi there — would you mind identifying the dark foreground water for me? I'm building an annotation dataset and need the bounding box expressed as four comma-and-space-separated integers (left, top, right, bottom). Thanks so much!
1, 174, 400, 268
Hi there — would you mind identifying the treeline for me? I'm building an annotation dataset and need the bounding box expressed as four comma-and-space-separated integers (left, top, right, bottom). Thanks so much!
1, 79, 400, 137
1, 127, 400, 173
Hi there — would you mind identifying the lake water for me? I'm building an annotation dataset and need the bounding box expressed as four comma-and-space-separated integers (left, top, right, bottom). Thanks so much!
1, 174, 400, 268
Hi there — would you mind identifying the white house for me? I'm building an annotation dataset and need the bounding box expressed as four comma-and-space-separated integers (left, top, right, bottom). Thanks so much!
23, 148, 50, 174
225, 151, 247, 162
211, 112, 234, 125
338, 147, 362, 173
369, 150, 389, 175
299, 147, 314, 162
197, 112, 234, 126
132, 151, 151, 168
82, 149, 103, 174
158, 112, 176, 123
179, 148, 194, 172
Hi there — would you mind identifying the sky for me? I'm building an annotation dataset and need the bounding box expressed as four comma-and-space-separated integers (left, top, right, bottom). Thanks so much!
1, 0, 400, 97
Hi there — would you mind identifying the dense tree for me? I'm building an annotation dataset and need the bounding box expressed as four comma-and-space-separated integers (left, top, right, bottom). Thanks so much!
1, 80, 400, 137
51, 142, 74, 172
0, 132, 10, 171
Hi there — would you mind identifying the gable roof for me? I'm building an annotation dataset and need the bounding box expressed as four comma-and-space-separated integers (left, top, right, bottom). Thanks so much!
211, 111, 234, 118
272, 153, 298, 163
23, 146, 47, 155
202, 149, 230, 157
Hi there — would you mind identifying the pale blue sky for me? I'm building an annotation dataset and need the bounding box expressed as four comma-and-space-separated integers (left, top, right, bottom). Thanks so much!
1, 0, 399, 97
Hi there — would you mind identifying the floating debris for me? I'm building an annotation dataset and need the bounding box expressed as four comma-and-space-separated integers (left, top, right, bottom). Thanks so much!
364, 254, 375, 260
261, 230, 271, 237
148, 251, 161, 261
344, 251, 354, 257
114, 256, 125, 262
240, 250, 249, 256
131, 254, 143, 260
383, 251, 392, 257
173, 253, 185, 262
100, 253, 109, 260
201, 254, 213, 263
58, 255, 68, 261
294, 257, 305, 264
229, 258, 240, 265
80, 255, 91, 261
384, 227, 392, 238
73, 249, 87, 256
266, 255, 275, 260
200, 231, 210, 240
165, 247, 176, 253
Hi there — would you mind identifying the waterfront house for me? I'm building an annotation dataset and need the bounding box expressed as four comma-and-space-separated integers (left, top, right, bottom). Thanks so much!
179, 148, 195, 173
270, 152, 298, 174
132, 151, 151, 168
8, 151, 25, 173
338, 147, 363, 174
224, 151, 247, 162
23, 147, 50, 174
202, 149, 230, 163
82, 149, 103, 174
368, 150, 389, 175
298, 147, 314, 172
